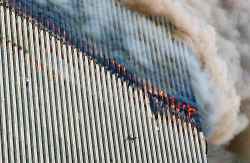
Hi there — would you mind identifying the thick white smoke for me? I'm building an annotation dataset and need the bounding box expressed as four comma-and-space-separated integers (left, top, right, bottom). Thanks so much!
34, 0, 250, 145
121, 0, 250, 145
35, 0, 192, 97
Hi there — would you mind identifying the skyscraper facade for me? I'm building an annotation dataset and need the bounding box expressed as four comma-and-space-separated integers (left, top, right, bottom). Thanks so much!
0, 1, 207, 162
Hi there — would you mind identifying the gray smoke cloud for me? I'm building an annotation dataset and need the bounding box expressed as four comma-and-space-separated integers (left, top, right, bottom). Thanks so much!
34, 0, 250, 146
34, 0, 197, 99
121, 0, 250, 145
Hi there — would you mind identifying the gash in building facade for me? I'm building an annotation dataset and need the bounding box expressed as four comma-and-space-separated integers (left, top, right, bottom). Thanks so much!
0, 0, 207, 162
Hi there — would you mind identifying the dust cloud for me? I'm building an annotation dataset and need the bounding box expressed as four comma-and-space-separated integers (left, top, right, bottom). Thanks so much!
121, 0, 250, 146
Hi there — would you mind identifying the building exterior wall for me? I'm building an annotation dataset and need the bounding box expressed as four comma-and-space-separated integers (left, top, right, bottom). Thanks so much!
0, 3, 207, 163
6, 0, 198, 106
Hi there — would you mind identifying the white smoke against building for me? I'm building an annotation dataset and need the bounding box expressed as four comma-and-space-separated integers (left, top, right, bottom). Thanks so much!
34, 0, 250, 145
35, 0, 193, 96
121, 0, 250, 145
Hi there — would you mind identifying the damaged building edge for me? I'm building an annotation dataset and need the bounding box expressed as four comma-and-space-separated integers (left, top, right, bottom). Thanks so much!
5, 0, 200, 104
0, 2, 208, 163
2, 0, 204, 131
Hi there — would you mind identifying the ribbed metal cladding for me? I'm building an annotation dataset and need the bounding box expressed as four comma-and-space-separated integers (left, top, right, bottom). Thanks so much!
0, 5, 207, 163
7, 0, 198, 105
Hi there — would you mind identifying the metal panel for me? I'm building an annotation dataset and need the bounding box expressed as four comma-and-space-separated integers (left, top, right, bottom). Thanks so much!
7, 0, 199, 106
0, 4, 208, 163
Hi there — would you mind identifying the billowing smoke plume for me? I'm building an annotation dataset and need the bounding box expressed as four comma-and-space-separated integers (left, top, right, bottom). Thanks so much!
121, 0, 250, 145
33, 0, 250, 145
34, 0, 200, 101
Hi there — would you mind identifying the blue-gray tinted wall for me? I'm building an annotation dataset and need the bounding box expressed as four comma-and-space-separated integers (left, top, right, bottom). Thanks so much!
6, 0, 198, 107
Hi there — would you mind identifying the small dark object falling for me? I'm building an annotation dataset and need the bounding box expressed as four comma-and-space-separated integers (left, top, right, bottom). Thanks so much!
125, 136, 138, 142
